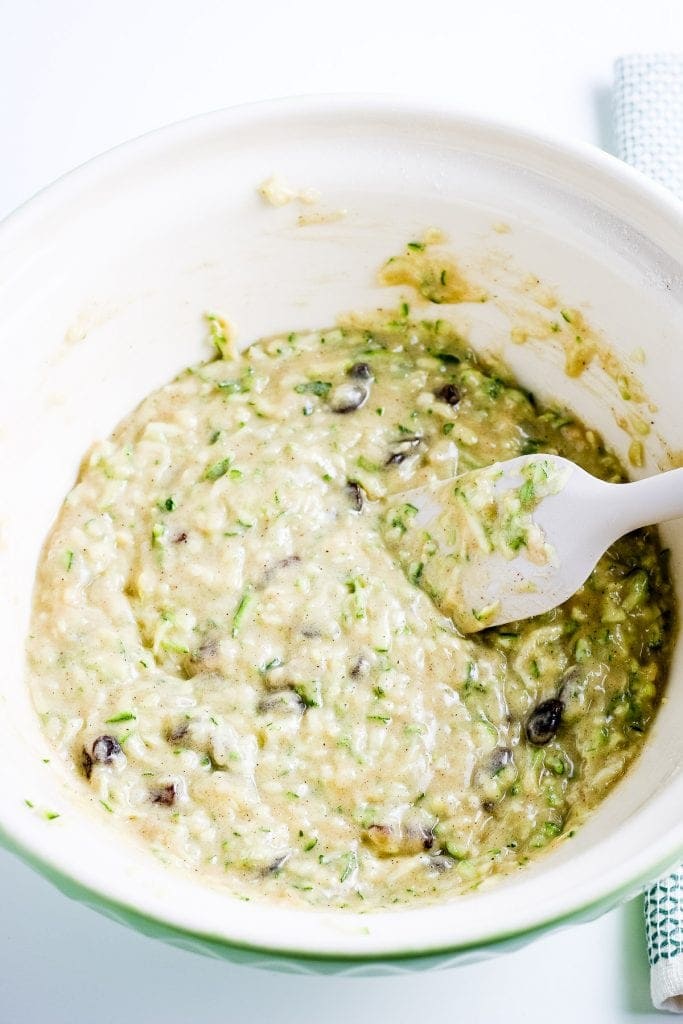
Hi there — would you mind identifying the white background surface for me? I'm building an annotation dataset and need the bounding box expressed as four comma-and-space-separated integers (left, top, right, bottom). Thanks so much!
1, 1, 682, 1021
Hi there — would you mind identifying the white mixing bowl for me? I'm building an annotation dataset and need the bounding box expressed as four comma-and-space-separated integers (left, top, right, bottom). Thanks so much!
0, 97, 682, 974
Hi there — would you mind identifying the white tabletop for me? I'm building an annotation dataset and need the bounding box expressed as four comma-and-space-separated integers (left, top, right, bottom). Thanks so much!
1, 1, 682, 1020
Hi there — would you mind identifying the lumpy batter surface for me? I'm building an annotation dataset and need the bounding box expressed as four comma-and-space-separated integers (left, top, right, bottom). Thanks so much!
27, 315, 674, 909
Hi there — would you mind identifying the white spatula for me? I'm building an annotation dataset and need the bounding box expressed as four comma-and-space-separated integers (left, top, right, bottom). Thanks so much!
383, 455, 683, 633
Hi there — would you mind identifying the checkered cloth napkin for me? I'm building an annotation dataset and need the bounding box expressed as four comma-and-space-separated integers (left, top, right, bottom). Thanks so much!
613, 53, 683, 1014
614, 54, 683, 196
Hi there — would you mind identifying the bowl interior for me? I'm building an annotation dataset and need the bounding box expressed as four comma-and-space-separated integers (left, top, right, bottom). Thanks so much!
1, 99, 683, 964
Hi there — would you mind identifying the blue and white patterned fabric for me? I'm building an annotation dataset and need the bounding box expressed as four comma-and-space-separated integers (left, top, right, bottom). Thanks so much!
645, 874, 683, 1012
614, 54, 683, 198
614, 51, 683, 1014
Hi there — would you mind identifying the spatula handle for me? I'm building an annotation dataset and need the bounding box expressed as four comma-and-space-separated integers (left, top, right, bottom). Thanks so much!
614, 467, 683, 535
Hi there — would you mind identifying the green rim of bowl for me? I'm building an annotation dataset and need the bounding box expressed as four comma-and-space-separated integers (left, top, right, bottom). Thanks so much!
2, 822, 682, 968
